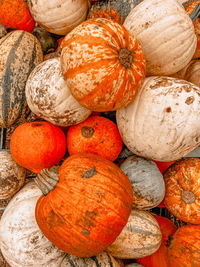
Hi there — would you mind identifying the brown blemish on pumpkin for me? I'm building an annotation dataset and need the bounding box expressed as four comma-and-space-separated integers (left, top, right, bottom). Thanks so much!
166, 107, 172, 112
82, 167, 97, 178
181, 190, 196, 204
119, 48, 133, 69
185, 96, 194, 105
30, 235, 39, 244
49, 210, 64, 229
32, 122, 43, 127
82, 230, 90, 236
81, 126, 94, 138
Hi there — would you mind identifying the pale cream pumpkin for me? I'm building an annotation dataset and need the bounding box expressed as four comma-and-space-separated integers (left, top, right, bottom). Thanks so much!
25, 57, 92, 127
27, 0, 89, 35
106, 209, 162, 259
184, 60, 200, 87
116, 76, 200, 161
0, 181, 66, 267
123, 0, 197, 76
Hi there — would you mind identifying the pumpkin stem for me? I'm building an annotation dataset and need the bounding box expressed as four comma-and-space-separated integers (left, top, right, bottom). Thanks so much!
81, 126, 94, 138
181, 190, 196, 204
34, 166, 59, 195
189, 2, 200, 22
119, 48, 133, 69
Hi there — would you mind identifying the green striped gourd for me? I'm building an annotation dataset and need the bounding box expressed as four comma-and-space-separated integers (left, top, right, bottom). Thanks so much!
0, 30, 43, 127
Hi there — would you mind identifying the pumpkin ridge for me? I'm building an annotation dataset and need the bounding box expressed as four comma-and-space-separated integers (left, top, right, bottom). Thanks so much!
131, 211, 160, 230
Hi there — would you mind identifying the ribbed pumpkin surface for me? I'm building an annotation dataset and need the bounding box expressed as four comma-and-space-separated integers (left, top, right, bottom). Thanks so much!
0, 30, 43, 127
35, 153, 133, 257
61, 18, 146, 112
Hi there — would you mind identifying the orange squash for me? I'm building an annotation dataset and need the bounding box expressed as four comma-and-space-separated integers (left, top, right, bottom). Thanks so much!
137, 214, 177, 267
0, 0, 35, 32
35, 153, 133, 257
10, 121, 66, 173
164, 158, 200, 224
168, 224, 200, 267
67, 116, 123, 161
61, 18, 146, 112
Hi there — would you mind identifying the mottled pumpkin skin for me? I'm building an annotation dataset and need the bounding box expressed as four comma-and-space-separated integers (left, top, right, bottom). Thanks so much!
0, 0, 35, 32
67, 116, 123, 161
10, 121, 66, 173
137, 214, 177, 267
61, 18, 146, 112
164, 158, 200, 224
168, 225, 200, 267
35, 153, 133, 257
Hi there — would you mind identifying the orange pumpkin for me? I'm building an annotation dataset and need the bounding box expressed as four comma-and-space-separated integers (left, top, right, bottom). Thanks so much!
61, 18, 146, 112
0, 0, 35, 32
10, 121, 66, 173
168, 224, 200, 267
185, 0, 200, 59
164, 158, 200, 224
153, 160, 175, 174
137, 214, 177, 267
67, 116, 123, 161
35, 153, 133, 257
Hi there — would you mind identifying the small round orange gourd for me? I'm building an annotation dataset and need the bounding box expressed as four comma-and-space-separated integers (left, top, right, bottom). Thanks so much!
10, 121, 66, 173
35, 153, 133, 257
67, 116, 123, 161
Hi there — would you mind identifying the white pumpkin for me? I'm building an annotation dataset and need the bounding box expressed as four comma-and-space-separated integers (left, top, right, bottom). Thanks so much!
27, 0, 89, 35
116, 76, 200, 161
123, 0, 197, 76
184, 60, 200, 88
0, 150, 26, 199
120, 155, 165, 210
0, 181, 66, 267
25, 57, 92, 127
106, 209, 162, 259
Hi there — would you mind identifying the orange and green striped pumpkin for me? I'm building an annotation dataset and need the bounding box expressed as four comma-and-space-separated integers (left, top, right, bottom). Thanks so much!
61, 18, 146, 112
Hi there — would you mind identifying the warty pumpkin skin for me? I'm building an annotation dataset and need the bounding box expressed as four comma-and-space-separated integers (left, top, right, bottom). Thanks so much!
61, 18, 146, 112
168, 224, 200, 267
116, 76, 200, 161
123, 0, 197, 76
25, 57, 92, 127
0, 30, 43, 128
35, 153, 133, 257
66, 115, 123, 161
164, 158, 200, 224
0, 181, 66, 267
10, 121, 66, 173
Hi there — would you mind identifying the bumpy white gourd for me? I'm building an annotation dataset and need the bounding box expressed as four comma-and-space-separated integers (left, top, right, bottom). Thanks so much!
0, 182, 66, 267
123, 0, 197, 76
27, 0, 89, 35
117, 76, 200, 161
25, 57, 91, 127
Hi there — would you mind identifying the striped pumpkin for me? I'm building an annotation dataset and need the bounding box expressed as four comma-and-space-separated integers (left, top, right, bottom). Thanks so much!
0, 30, 43, 127
61, 18, 146, 112
106, 209, 162, 259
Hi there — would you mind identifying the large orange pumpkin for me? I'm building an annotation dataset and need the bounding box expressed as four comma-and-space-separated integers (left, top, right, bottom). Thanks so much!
168, 224, 200, 267
164, 158, 200, 224
61, 18, 146, 112
35, 153, 133, 257
67, 116, 123, 161
137, 214, 177, 267
0, 0, 35, 32
10, 121, 66, 173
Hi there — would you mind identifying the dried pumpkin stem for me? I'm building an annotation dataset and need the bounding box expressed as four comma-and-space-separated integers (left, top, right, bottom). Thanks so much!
181, 190, 196, 204
81, 126, 94, 138
189, 2, 200, 22
119, 48, 133, 69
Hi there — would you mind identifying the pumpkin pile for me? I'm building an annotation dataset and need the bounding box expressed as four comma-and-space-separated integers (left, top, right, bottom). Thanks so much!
0, 0, 200, 266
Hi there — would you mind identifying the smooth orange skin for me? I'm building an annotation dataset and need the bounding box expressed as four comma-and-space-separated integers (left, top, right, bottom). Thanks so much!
153, 160, 175, 174
10, 121, 66, 173
168, 225, 200, 267
0, 0, 35, 32
35, 153, 133, 257
137, 214, 177, 267
67, 116, 123, 161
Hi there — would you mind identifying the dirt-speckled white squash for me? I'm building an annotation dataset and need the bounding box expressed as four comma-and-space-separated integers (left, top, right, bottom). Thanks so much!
106, 209, 162, 259
117, 76, 200, 161
0, 182, 66, 267
27, 0, 89, 35
0, 150, 26, 200
120, 155, 165, 210
123, 0, 197, 76
25, 57, 92, 127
